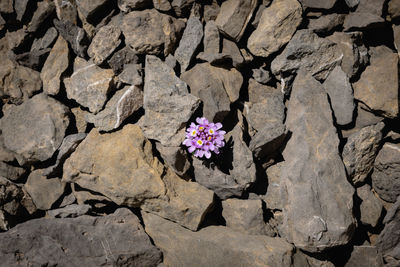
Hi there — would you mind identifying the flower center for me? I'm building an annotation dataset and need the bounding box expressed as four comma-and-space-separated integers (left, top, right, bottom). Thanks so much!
197, 140, 203, 146
191, 130, 197, 136
208, 129, 214, 135
199, 126, 204, 131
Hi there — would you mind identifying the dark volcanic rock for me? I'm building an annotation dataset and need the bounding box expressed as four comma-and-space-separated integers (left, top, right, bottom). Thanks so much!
53, 19, 89, 58
107, 46, 139, 74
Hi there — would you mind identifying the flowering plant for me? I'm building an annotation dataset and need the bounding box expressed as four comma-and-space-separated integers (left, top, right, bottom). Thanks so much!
182, 117, 226, 159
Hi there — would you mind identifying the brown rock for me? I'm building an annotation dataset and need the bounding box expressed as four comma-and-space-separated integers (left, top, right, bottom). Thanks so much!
88, 25, 121, 65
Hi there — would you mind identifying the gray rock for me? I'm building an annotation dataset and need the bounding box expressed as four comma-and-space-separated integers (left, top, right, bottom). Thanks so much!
107, 46, 139, 74
59, 193, 76, 208
164, 54, 177, 70
394, 25, 400, 56
85, 85, 143, 132
222, 38, 243, 67
0, 0, 13, 13
31, 27, 58, 51
0, 208, 162, 266
139, 55, 200, 146
247, 78, 279, 103
88, 25, 121, 65
376, 197, 400, 265
203, 0, 220, 22
53, 19, 88, 58
251, 0, 272, 28
299, 0, 337, 9
75, 0, 109, 21
252, 67, 271, 85
1, 94, 70, 165
271, 30, 342, 84
249, 123, 287, 159
388, 0, 400, 20
118, 63, 143, 86
215, 0, 257, 42
27, 0, 55, 33
356, 0, 385, 16
345, 246, 383, 267
263, 162, 284, 210
203, 20, 220, 55
372, 143, 400, 203
0, 162, 25, 181
196, 52, 232, 66
357, 184, 383, 227
0, 134, 16, 163
171, 0, 195, 17
175, 17, 203, 71
71, 107, 88, 133
118, 0, 151, 12
14, 0, 29, 21
343, 122, 385, 185
345, 0, 359, 8
12, 48, 51, 71
5, 28, 30, 51
281, 72, 355, 252
247, 0, 302, 58
153, 0, 171, 11
155, 143, 191, 176
54, 0, 78, 24
121, 9, 185, 56
48, 204, 91, 218
0, 14, 4, 31
64, 57, 115, 114
308, 14, 345, 34
41, 36, 70, 95
143, 212, 294, 267
24, 170, 65, 210
343, 12, 385, 31
323, 66, 355, 126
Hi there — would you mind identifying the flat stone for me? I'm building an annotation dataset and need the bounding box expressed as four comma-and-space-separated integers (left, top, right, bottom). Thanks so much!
0, 162, 25, 181
118, 63, 142, 86
41, 36, 70, 95
248, 0, 302, 58
203, 0, 220, 22
345, 246, 383, 267
64, 57, 114, 114
48, 204, 91, 218
0, 0, 13, 13
203, 20, 220, 55
372, 143, 400, 203
14, 0, 29, 21
357, 184, 383, 227
143, 212, 294, 267
345, 0, 359, 8
171, 0, 195, 17
1, 94, 70, 165
88, 25, 121, 65
153, 0, 171, 11
85, 85, 143, 132
121, 9, 185, 56
107, 46, 139, 74
71, 107, 88, 133
118, 0, 151, 12
394, 25, 400, 56
12, 48, 51, 71
263, 162, 284, 210
308, 14, 345, 34
299, 0, 337, 9
24, 170, 65, 210
215, 0, 257, 42
155, 143, 191, 176
252, 67, 271, 85
0, 208, 162, 266
5, 28, 29, 51
75, 0, 109, 21
343, 12, 385, 31
281, 72, 355, 252
53, 19, 88, 58
323, 66, 355, 125
222, 38, 243, 67
353, 45, 399, 118
247, 78, 279, 103
356, 0, 385, 16
27, 0, 55, 33
59, 193, 76, 207
54, 0, 78, 24
31, 27, 58, 51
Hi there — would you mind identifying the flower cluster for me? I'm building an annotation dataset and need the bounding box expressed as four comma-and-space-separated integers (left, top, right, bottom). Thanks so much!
183, 117, 226, 159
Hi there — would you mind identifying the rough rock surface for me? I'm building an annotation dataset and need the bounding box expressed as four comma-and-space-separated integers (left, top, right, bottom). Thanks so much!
280, 73, 355, 252
357, 184, 383, 228
299, 0, 337, 9
75, 0, 109, 21
88, 25, 121, 65
345, 246, 384, 267
53, 19, 88, 58
47, 204, 91, 218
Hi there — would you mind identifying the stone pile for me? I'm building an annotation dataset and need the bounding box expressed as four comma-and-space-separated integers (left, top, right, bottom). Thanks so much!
0, 0, 399, 266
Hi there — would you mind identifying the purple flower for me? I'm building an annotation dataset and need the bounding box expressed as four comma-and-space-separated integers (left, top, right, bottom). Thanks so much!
183, 117, 226, 159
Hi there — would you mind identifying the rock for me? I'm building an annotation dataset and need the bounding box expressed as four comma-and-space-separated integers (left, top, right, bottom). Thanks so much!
308, 14, 345, 34
48, 204, 91, 218
215, 0, 257, 42
323, 66, 355, 125
181, 63, 242, 122
171, 0, 195, 17
0, 0, 13, 13
153, 0, 171, 11
196, 52, 232, 66
249, 123, 287, 160
203, 0, 220, 22
252, 67, 271, 85
0, 134, 16, 163
5, 28, 29, 51
64, 57, 114, 114
271, 30, 342, 84
11, 48, 50, 70
263, 162, 284, 210
247, 0, 302, 58
222, 38, 243, 67
0, 14, 4, 30
345, 0, 359, 8
75, 0, 109, 21
107, 46, 139, 75
281, 72, 355, 252
118, 63, 142, 86
63, 124, 214, 230
372, 143, 400, 203
143, 212, 294, 267
1, 94, 70, 165
24, 170, 65, 210
164, 54, 177, 69
27, 0, 56, 33
41, 36, 70, 95
251, 0, 272, 28
327, 31, 368, 79
357, 184, 383, 227
394, 25, 400, 56
139, 55, 200, 146
247, 78, 279, 103
376, 197, 400, 265
299, 0, 337, 9
355, 0, 385, 16
31, 27, 58, 51
222, 199, 267, 235
53, 19, 88, 58
121, 9, 185, 56
59, 193, 76, 207
342, 122, 385, 185
155, 143, 191, 176
0, 162, 25, 181
353, 46, 398, 118
174, 17, 203, 71
343, 13, 385, 31
0, 208, 162, 266
203, 20, 220, 55
345, 246, 383, 267
85, 85, 143, 132
14, 0, 29, 21
388, 0, 400, 20
54, 0, 78, 24
71, 107, 88, 133
88, 25, 121, 65
118, 0, 151, 12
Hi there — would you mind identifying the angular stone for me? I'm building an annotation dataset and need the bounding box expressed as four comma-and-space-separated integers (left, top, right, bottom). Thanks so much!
181, 63, 242, 122
12, 48, 51, 71
175, 17, 203, 71
118, 0, 151, 12
343, 12, 385, 31
1, 94, 70, 165
155, 143, 190, 176
88, 25, 121, 65
5, 28, 29, 51
24, 170, 65, 210
0, 15, 4, 31
345, 246, 383, 267
248, 0, 302, 58
222, 38, 243, 67
252, 67, 271, 85
263, 162, 284, 210
63, 124, 214, 230
388, 0, 400, 20
153, 0, 171, 11
171, 0, 195, 17
31, 27, 58, 51
215, 0, 257, 42
323, 66, 355, 125
357, 184, 383, 227
0, 208, 162, 266
27, 0, 55, 32
143, 212, 294, 267
85, 85, 143, 132
75, 0, 109, 21
118, 63, 142, 86
247, 78, 278, 103
356, 0, 385, 16
0, 162, 25, 181
345, 0, 359, 8
139, 55, 200, 146
343, 122, 385, 185
54, 0, 78, 24
64, 57, 114, 114
0, 0, 13, 13
53, 19, 88, 58
48, 204, 91, 218
71, 107, 88, 133
394, 25, 400, 56
107, 46, 139, 74
121, 9, 185, 56
272, 30, 342, 86
203, 20, 220, 55
203, 0, 220, 22
353, 46, 398, 118
372, 143, 400, 203
14, 0, 29, 21
299, 0, 337, 9
41, 36, 70, 95
281, 73, 355, 252
308, 14, 345, 34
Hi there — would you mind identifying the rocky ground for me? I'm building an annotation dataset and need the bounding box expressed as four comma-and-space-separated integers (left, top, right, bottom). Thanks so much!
0, 0, 399, 266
